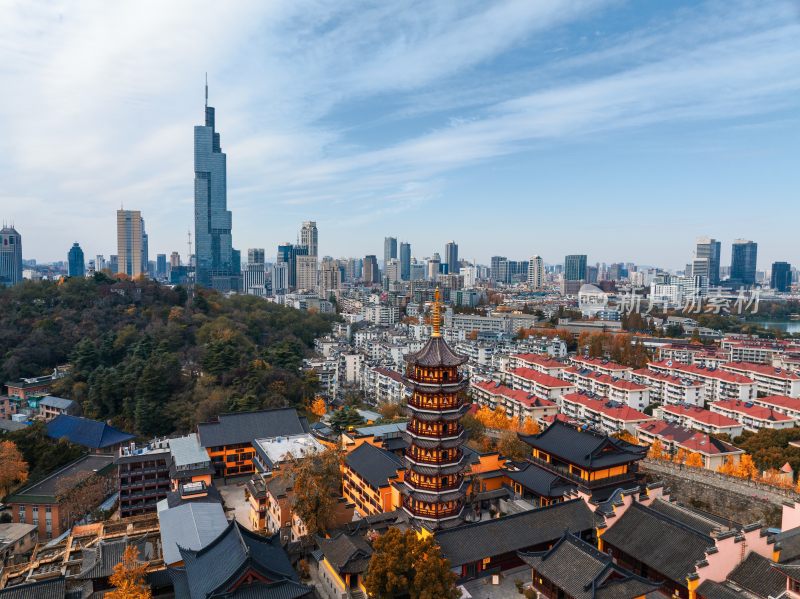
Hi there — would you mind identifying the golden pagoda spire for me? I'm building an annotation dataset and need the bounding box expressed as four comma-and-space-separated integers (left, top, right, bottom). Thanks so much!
431, 287, 441, 338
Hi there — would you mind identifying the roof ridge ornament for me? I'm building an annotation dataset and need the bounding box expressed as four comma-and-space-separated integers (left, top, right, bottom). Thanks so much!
431, 287, 441, 338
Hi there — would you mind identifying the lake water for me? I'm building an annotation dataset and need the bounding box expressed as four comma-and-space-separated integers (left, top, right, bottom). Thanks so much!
757, 321, 800, 334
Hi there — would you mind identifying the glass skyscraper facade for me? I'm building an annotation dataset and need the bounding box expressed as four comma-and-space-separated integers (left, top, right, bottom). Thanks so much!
194, 85, 240, 292
564, 254, 587, 281
730, 239, 758, 288
68, 242, 85, 277
399, 242, 411, 281
0, 226, 23, 287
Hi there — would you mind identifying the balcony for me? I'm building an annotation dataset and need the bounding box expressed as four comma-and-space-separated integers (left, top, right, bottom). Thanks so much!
407, 423, 462, 438
402, 496, 463, 520
405, 473, 464, 492
527, 455, 638, 489
407, 448, 462, 465
408, 395, 464, 412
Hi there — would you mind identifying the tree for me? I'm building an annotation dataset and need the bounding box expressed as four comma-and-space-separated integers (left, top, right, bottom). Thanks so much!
735, 454, 758, 480
55, 471, 115, 530
685, 452, 704, 468
718, 456, 737, 476
612, 431, 639, 446
497, 431, 531, 461
310, 397, 327, 418
365, 528, 459, 599
673, 448, 688, 465
0, 441, 28, 497
521, 419, 540, 435
648, 439, 664, 460
107, 545, 152, 599
378, 402, 404, 421
328, 406, 365, 432
282, 448, 342, 537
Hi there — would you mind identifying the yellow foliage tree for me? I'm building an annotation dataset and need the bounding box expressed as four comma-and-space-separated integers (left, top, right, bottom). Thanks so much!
647, 439, 664, 460
684, 452, 704, 468
489, 406, 510, 430
107, 545, 152, 599
509, 416, 520, 431
717, 456, 737, 476
735, 454, 758, 480
0, 441, 28, 496
522, 419, 540, 435
673, 448, 688, 465
310, 397, 327, 418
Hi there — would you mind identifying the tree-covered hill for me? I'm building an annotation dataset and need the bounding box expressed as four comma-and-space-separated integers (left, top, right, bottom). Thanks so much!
0, 275, 337, 436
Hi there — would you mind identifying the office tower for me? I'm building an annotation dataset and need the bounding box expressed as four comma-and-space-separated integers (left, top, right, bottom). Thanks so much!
730, 239, 758, 287
364, 255, 380, 284
444, 241, 459, 274
67, 243, 85, 277
401, 290, 468, 530
117, 210, 144, 277
296, 255, 318, 291
384, 236, 397, 267
385, 259, 401, 283
586, 265, 598, 284
564, 255, 587, 281
108, 255, 119, 273
772, 262, 792, 292
508, 260, 527, 283
194, 80, 239, 292
607, 263, 627, 281
427, 253, 441, 281
141, 218, 148, 276
490, 256, 508, 284
0, 225, 23, 287
242, 248, 267, 296
527, 256, 544, 289
277, 242, 307, 290
410, 263, 426, 281
320, 259, 341, 296
156, 254, 167, 279
300, 221, 318, 257
696, 237, 721, 286
248, 248, 265, 265
400, 242, 411, 281
95, 255, 106, 272
272, 262, 289, 295
692, 258, 710, 282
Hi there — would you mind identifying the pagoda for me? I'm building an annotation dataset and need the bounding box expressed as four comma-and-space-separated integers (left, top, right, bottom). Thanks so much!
401, 288, 469, 530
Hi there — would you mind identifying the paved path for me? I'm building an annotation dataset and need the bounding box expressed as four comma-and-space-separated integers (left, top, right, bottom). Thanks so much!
217, 479, 253, 530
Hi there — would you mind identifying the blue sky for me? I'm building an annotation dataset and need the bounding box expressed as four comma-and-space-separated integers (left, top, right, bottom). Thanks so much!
0, 0, 798, 270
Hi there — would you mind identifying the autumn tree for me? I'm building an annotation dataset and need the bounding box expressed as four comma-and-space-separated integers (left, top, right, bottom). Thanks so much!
282, 447, 342, 537
648, 439, 664, 460
310, 397, 327, 418
497, 431, 531, 461
378, 402, 404, 421
55, 471, 115, 530
365, 528, 459, 599
673, 448, 689, 465
685, 452, 704, 468
612, 431, 640, 446
107, 545, 152, 599
736, 454, 758, 480
0, 441, 28, 497
718, 456, 737, 476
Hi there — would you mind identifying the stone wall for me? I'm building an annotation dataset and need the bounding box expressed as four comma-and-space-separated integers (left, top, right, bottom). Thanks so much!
641, 459, 796, 527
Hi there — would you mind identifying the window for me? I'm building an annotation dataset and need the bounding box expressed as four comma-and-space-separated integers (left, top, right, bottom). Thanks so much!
18, 507, 25, 521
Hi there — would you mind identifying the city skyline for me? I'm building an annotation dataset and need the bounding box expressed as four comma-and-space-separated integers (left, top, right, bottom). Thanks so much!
1, 1, 799, 267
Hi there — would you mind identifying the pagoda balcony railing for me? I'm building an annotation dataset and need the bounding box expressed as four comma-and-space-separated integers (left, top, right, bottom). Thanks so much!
406, 448, 463, 466
405, 369, 461, 385
401, 496, 463, 520
404, 475, 465, 493
407, 396, 464, 411
403, 430, 466, 450
410, 404, 471, 422
405, 378, 469, 393
407, 422, 462, 438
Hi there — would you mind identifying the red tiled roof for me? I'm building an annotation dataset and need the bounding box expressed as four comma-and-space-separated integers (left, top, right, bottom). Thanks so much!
661, 404, 741, 428
710, 400, 794, 422
511, 354, 566, 369
575, 371, 648, 392
572, 356, 631, 371
472, 381, 557, 408
757, 395, 800, 411
507, 367, 574, 388
636, 419, 741, 456
631, 368, 704, 387
648, 361, 755, 385
721, 361, 800, 381
374, 367, 405, 383
561, 393, 651, 422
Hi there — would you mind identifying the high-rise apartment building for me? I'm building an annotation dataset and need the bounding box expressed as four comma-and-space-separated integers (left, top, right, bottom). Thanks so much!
564, 255, 587, 282
0, 226, 23, 287
194, 81, 240, 292
384, 237, 397, 267
399, 242, 411, 281
445, 241, 459, 274
771, 262, 792, 292
385, 259, 401, 283
696, 237, 721, 286
271, 263, 288, 295
730, 240, 758, 287
527, 255, 544, 289
364, 255, 380, 284
296, 255, 318, 291
67, 243, 85, 277
320, 259, 341, 296
300, 221, 318, 257
427, 253, 441, 281
117, 210, 144, 277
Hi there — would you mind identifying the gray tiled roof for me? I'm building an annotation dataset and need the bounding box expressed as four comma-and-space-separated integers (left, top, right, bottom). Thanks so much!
696, 580, 748, 599
197, 408, 308, 448
727, 551, 785, 597
647, 499, 737, 535
519, 421, 646, 469
504, 462, 576, 498
0, 577, 66, 599
435, 498, 597, 567
39, 396, 75, 410
317, 531, 373, 574
600, 502, 712, 584
344, 442, 404, 489
773, 526, 800, 564
406, 336, 468, 367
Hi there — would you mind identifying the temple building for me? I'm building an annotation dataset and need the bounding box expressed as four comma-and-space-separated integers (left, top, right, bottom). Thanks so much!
400, 288, 470, 530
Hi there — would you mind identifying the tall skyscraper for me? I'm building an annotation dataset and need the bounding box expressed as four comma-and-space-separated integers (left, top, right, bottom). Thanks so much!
696, 237, 721, 286
300, 221, 318, 257
248, 248, 265, 265
271, 263, 289, 295
0, 225, 23, 287
427, 253, 441, 281
320, 258, 341, 296
243, 248, 267, 296
383, 237, 397, 267
141, 218, 149, 277
169, 252, 181, 268
564, 255, 587, 281
95, 255, 106, 272
364, 255, 380, 284
117, 210, 144, 277
108, 255, 119, 274
730, 239, 758, 287
444, 241, 459, 274
156, 254, 167, 279
771, 262, 792, 292
296, 255, 318, 291
527, 255, 544, 289
67, 243, 85, 277
194, 79, 240, 292
490, 256, 508, 284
